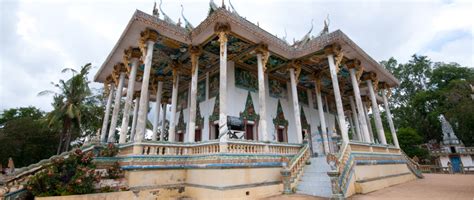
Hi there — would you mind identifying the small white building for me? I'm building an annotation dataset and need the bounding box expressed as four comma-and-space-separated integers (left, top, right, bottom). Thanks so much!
431, 115, 474, 173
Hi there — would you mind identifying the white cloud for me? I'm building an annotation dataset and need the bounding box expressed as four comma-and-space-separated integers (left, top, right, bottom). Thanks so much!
0, 0, 473, 112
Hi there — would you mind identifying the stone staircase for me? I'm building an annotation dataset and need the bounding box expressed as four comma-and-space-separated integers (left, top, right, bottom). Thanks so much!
296, 156, 333, 198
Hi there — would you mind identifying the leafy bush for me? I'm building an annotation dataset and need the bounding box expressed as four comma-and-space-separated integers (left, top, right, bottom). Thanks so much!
99, 143, 118, 157
26, 149, 101, 196
106, 162, 123, 179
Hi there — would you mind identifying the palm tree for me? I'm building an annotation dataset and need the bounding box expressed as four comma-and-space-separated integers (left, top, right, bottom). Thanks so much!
39, 63, 92, 154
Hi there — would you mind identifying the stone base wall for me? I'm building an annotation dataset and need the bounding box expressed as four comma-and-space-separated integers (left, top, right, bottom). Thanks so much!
353, 164, 416, 194
36, 167, 283, 200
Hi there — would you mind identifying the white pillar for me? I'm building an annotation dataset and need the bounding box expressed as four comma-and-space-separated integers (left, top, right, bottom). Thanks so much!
160, 103, 167, 141
168, 70, 179, 142
100, 84, 114, 143
327, 54, 349, 144
119, 58, 139, 144
349, 68, 371, 143
130, 97, 140, 142
135, 39, 155, 142
152, 81, 163, 141
348, 114, 356, 140
289, 67, 303, 143
382, 89, 399, 148
188, 50, 199, 142
257, 53, 268, 142
108, 72, 125, 143
362, 101, 375, 143
315, 80, 329, 154
349, 96, 362, 142
218, 32, 228, 142
367, 80, 387, 145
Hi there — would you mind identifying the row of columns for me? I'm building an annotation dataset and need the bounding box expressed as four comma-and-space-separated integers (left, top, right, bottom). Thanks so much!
98, 27, 399, 153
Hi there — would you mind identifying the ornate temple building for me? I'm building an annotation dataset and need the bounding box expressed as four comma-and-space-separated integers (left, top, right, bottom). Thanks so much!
0, 2, 423, 199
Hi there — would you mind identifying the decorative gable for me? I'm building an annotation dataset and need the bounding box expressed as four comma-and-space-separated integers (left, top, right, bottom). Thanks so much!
176, 109, 186, 133
196, 102, 204, 129
209, 94, 219, 122
240, 91, 259, 122
273, 100, 288, 127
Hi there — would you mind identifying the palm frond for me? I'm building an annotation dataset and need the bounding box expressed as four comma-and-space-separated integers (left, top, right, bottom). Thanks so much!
38, 90, 56, 96
61, 67, 77, 74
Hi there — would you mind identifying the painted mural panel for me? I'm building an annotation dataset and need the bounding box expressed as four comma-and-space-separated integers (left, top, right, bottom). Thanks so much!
235, 67, 258, 92
298, 88, 309, 105
177, 89, 188, 110
209, 72, 219, 98
197, 79, 206, 102
269, 79, 287, 99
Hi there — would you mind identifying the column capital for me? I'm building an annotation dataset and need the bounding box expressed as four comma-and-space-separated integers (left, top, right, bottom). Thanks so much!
140, 28, 159, 43
104, 75, 114, 95
324, 44, 344, 74
123, 47, 142, 63
123, 47, 142, 75
346, 59, 361, 69
139, 28, 159, 53
171, 63, 181, 87
256, 43, 270, 71
190, 46, 201, 75
189, 46, 202, 56
255, 43, 269, 54
214, 22, 231, 33
379, 82, 392, 97
112, 63, 127, 85
288, 60, 302, 80
323, 44, 342, 56
362, 72, 379, 91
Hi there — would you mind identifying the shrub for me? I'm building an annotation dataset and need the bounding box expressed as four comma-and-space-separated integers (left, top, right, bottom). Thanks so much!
99, 143, 119, 157
26, 149, 101, 196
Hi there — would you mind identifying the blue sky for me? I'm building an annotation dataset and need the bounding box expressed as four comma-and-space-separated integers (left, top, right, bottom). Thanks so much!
0, 0, 473, 111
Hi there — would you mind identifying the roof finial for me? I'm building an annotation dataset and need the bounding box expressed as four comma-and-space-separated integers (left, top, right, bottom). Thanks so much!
159, 0, 176, 24
319, 14, 330, 36
152, 1, 159, 17
209, 0, 218, 15
181, 4, 194, 31
221, 0, 226, 9
282, 28, 288, 44
228, 0, 238, 15
177, 18, 182, 27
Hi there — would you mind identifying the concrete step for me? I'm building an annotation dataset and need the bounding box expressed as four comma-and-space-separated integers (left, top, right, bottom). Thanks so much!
296, 155, 333, 198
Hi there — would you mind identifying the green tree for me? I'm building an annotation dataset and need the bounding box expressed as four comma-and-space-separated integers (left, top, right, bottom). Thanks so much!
0, 107, 59, 167
397, 127, 429, 160
39, 63, 96, 154
381, 55, 473, 146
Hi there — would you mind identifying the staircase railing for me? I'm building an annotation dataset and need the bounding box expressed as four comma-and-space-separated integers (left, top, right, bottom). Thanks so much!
281, 143, 310, 194
326, 142, 354, 199
400, 150, 424, 178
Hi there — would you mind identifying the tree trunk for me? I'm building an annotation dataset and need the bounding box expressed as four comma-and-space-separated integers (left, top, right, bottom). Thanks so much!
56, 119, 68, 154
63, 118, 72, 152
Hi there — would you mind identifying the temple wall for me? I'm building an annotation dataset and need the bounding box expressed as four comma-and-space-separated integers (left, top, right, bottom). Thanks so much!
171, 61, 336, 148
353, 163, 416, 194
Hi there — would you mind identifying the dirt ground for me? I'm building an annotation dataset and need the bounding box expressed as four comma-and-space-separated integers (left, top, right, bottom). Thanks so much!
262, 174, 474, 200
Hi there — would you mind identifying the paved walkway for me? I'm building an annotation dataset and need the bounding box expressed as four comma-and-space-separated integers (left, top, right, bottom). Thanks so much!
350, 174, 474, 200
263, 174, 474, 200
